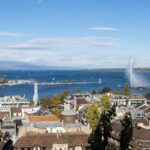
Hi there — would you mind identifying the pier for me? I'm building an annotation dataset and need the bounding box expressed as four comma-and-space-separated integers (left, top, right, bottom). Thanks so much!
0, 80, 101, 86
38, 81, 99, 86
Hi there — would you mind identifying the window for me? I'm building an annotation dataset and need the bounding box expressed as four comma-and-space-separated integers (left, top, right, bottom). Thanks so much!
75, 146, 82, 150
18, 113, 21, 116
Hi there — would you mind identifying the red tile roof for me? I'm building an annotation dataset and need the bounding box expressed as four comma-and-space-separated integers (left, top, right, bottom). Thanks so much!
0, 112, 7, 119
28, 115, 60, 123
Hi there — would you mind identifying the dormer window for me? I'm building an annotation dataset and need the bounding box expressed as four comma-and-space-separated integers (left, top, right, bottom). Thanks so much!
33, 146, 41, 150
75, 146, 82, 150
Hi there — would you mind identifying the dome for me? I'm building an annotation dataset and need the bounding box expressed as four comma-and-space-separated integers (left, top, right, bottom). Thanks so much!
61, 109, 76, 116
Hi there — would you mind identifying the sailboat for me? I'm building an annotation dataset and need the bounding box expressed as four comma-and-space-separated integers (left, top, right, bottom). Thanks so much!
99, 78, 101, 84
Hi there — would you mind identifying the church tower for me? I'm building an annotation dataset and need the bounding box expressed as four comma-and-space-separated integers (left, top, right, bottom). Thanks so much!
33, 82, 39, 106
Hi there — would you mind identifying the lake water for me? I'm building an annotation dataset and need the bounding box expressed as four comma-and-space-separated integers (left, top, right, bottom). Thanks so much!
0, 70, 150, 100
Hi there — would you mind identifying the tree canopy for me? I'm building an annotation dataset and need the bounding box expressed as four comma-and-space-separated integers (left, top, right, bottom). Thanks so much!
41, 96, 52, 110
52, 95, 59, 110
59, 90, 71, 104
123, 83, 130, 96
100, 95, 111, 111
86, 103, 100, 131
100, 87, 112, 94
88, 104, 116, 150
91, 90, 97, 95
119, 112, 133, 150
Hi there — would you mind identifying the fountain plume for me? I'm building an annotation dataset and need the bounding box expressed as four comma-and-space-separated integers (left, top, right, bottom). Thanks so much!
127, 57, 149, 87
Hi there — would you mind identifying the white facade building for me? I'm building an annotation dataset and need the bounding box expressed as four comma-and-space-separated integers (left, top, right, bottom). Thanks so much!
0, 96, 30, 113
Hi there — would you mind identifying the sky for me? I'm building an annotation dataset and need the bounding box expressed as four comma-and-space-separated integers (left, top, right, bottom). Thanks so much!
0, 0, 150, 69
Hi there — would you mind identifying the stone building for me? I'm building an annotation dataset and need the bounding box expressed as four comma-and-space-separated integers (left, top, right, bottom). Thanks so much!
14, 132, 89, 150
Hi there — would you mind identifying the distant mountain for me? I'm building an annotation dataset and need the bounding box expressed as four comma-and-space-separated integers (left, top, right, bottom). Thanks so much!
0, 61, 73, 70
0, 61, 150, 71
88, 68, 150, 72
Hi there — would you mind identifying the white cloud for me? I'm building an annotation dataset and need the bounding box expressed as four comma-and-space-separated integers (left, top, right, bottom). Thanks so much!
0, 36, 118, 51
0, 47, 149, 69
0, 48, 129, 69
89, 27, 120, 31
0, 31, 22, 37
0, 36, 122, 68
29, 36, 118, 47
0, 44, 48, 50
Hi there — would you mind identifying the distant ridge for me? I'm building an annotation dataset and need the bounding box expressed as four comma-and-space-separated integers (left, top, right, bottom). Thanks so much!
0, 61, 149, 71
87, 68, 150, 72
0, 61, 74, 70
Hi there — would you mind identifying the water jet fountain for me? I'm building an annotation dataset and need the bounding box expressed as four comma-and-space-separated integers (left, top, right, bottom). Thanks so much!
127, 57, 149, 88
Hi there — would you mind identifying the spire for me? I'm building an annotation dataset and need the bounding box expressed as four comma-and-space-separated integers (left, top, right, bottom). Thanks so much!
33, 82, 39, 106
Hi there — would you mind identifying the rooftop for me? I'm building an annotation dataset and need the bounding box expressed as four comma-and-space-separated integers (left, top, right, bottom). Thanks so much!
136, 104, 149, 111
14, 132, 89, 148
28, 115, 60, 123
0, 112, 7, 119
61, 109, 76, 116
112, 120, 150, 148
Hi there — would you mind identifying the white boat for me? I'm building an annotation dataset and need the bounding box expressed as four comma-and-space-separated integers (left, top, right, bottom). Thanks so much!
99, 78, 101, 84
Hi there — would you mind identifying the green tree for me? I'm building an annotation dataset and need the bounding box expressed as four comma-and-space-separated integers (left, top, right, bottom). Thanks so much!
88, 104, 116, 150
41, 96, 52, 110
113, 90, 122, 95
88, 120, 103, 150
101, 95, 111, 111
72, 80, 76, 83
59, 90, 71, 104
101, 87, 112, 94
53, 109, 61, 117
101, 104, 116, 149
86, 103, 100, 131
91, 90, 97, 95
52, 95, 59, 110
65, 80, 69, 83
119, 112, 133, 150
123, 83, 130, 96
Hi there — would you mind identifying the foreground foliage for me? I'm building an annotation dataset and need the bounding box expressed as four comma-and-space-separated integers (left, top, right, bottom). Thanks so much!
88, 104, 116, 150
86, 103, 100, 131
119, 112, 133, 150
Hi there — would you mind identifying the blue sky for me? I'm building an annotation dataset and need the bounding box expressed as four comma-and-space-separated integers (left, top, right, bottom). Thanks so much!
0, 0, 150, 69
